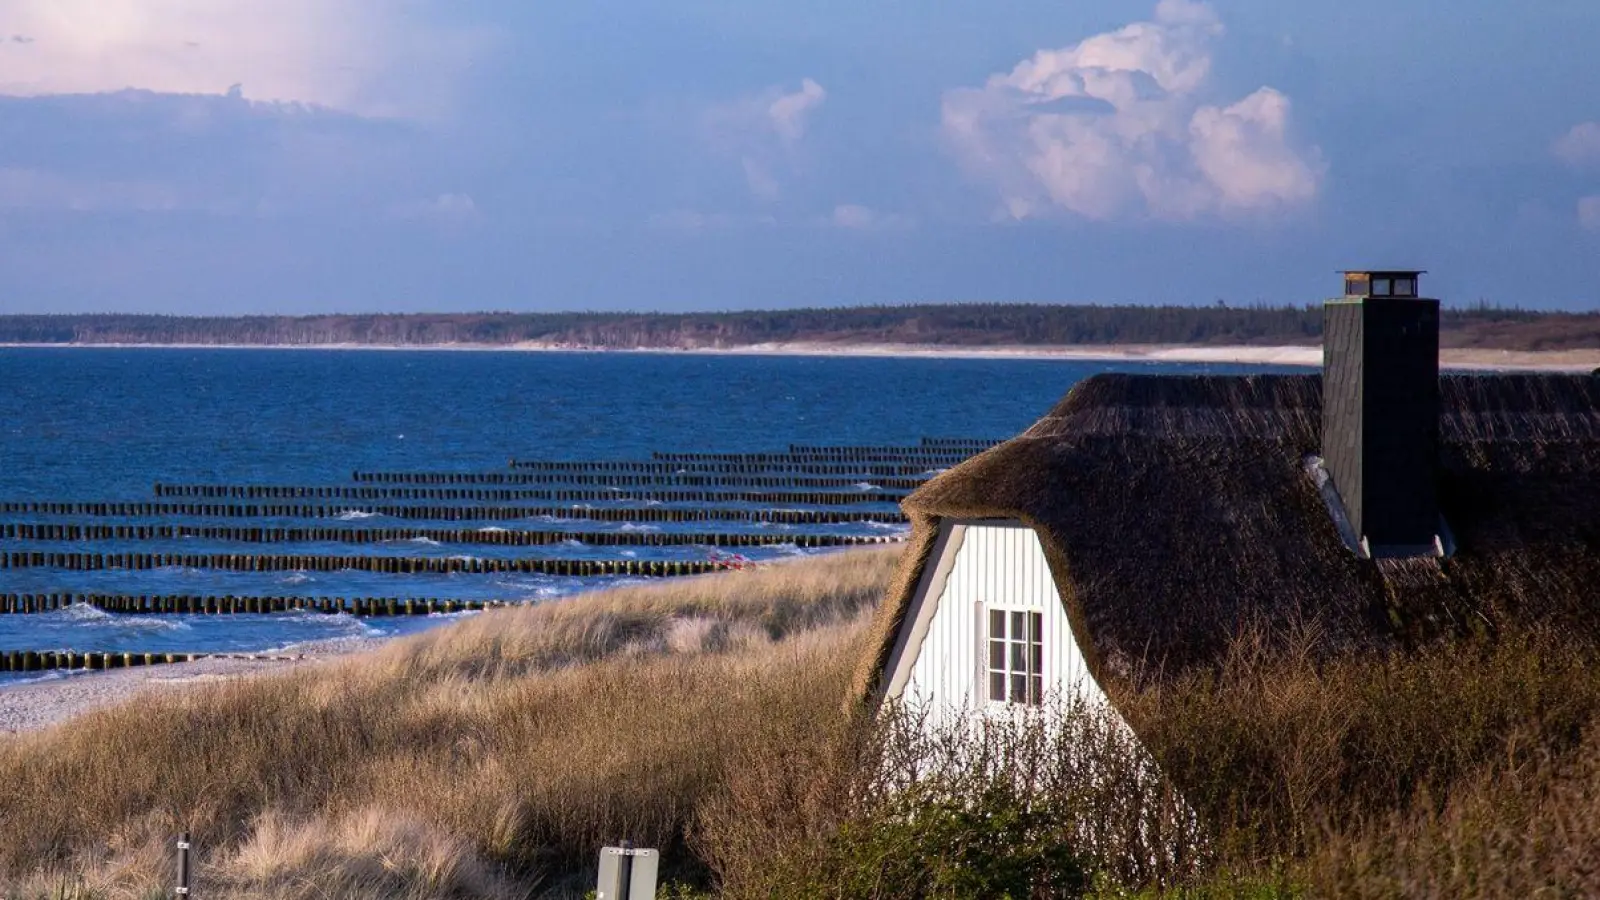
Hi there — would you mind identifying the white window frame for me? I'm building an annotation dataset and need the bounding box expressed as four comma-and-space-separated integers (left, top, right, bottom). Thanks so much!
980, 603, 1044, 706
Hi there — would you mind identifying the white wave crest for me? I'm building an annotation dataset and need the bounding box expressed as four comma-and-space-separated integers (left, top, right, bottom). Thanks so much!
618, 523, 660, 533
55, 603, 193, 631
338, 510, 383, 521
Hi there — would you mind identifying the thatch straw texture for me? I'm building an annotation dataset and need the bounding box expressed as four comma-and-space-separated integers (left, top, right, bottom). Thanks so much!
856, 373, 1600, 703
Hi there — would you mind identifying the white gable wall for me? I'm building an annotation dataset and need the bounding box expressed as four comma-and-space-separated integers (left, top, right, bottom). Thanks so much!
884, 520, 1109, 728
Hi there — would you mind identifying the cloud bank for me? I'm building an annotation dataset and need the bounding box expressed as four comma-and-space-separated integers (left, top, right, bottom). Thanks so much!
942, 0, 1321, 222
0, 1, 486, 117
0, 90, 427, 216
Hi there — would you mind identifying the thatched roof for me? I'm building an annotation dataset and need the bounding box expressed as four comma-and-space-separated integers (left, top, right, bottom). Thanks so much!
857, 372, 1600, 703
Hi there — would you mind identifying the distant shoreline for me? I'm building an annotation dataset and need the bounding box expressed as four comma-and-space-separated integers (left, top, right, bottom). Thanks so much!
1, 341, 1596, 371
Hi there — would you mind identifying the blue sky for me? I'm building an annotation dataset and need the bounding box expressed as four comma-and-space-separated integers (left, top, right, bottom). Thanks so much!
1, 0, 1597, 314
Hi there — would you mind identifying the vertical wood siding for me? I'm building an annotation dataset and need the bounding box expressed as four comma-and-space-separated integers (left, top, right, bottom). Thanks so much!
899, 522, 1109, 726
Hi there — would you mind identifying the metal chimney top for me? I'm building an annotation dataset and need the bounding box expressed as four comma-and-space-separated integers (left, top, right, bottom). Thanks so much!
1340, 270, 1426, 300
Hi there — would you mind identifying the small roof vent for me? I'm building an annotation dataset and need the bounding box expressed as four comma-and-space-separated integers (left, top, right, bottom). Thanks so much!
1342, 270, 1424, 300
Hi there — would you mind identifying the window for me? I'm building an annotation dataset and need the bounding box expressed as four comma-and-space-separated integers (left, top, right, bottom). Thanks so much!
1393, 277, 1416, 297
1344, 275, 1369, 296
1371, 277, 1393, 297
987, 608, 1043, 705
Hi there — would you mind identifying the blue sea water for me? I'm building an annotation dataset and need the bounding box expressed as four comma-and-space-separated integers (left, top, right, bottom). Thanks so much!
0, 347, 1302, 667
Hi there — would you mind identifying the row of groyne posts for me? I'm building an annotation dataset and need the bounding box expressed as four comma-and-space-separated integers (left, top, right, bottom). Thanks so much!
0, 437, 998, 673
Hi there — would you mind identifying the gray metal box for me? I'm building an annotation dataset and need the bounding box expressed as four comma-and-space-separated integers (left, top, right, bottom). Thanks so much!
596, 846, 659, 900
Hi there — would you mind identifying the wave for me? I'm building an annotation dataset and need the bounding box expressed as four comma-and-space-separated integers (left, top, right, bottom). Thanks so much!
405, 537, 442, 547
853, 482, 881, 492
561, 539, 587, 548
278, 571, 314, 586
865, 521, 908, 531
338, 510, 383, 521
618, 523, 660, 533
478, 526, 509, 533
55, 603, 192, 631
0, 670, 73, 687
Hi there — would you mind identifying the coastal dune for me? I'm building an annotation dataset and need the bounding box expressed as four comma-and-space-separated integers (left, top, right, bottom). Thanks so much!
2, 548, 1600, 897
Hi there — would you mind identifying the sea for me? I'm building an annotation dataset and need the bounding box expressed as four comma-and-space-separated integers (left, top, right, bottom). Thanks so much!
0, 347, 1301, 675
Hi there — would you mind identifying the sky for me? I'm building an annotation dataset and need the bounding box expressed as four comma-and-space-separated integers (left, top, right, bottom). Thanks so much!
0, 0, 1598, 314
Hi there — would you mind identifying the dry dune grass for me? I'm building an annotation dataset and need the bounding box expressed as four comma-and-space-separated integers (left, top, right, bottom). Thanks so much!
5, 544, 1600, 898
0, 549, 899, 899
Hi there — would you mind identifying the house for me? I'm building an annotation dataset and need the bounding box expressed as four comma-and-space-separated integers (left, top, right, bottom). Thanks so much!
855, 273, 1600, 731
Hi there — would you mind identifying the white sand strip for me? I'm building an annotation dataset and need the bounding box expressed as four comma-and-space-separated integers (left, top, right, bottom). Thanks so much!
1, 341, 1594, 371
0, 640, 383, 735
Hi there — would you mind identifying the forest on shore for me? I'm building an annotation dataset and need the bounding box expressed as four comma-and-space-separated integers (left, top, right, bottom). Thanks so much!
0, 303, 1596, 352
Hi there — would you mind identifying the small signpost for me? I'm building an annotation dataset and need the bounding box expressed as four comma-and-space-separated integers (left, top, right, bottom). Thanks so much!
174, 831, 192, 898
596, 841, 659, 900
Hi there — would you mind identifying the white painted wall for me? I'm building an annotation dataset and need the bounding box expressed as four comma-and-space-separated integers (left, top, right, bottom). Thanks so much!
885, 520, 1111, 730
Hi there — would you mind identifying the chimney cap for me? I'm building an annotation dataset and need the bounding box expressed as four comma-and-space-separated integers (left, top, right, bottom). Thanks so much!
1339, 270, 1426, 299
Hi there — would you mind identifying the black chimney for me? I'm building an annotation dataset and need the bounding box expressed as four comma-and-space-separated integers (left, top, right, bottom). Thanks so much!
1322, 271, 1441, 557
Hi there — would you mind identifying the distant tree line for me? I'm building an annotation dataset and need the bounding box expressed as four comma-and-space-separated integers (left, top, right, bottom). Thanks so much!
0, 304, 1594, 352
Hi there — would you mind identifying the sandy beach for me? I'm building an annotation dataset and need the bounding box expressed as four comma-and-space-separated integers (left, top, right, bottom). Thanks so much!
0, 640, 382, 735
2, 340, 1597, 371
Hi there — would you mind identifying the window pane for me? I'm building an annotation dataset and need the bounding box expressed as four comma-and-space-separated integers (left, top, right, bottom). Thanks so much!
1031, 675, 1044, 705
1031, 642, 1044, 675
989, 641, 1006, 670
1394, 278, 1416, 297
1010, 611, 1026, 637
990, 609, 1006, 639
990, 672, 1006, 702
1010, 641, 1026, 671
1011, 674, 1027, 703
1372, 278, 1392, 296
1029, 612, 1042, 641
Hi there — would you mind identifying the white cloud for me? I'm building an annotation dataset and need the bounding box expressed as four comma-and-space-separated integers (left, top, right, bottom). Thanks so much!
1579, 196, 1600, 231
0, 1, 489, 117
390, 193, 479, 225
942, 0, 1321, 221
767, 79, 827, 145
705, 79, 828, 201
830, 204, 915, 231
1554, 123, 1600, 167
